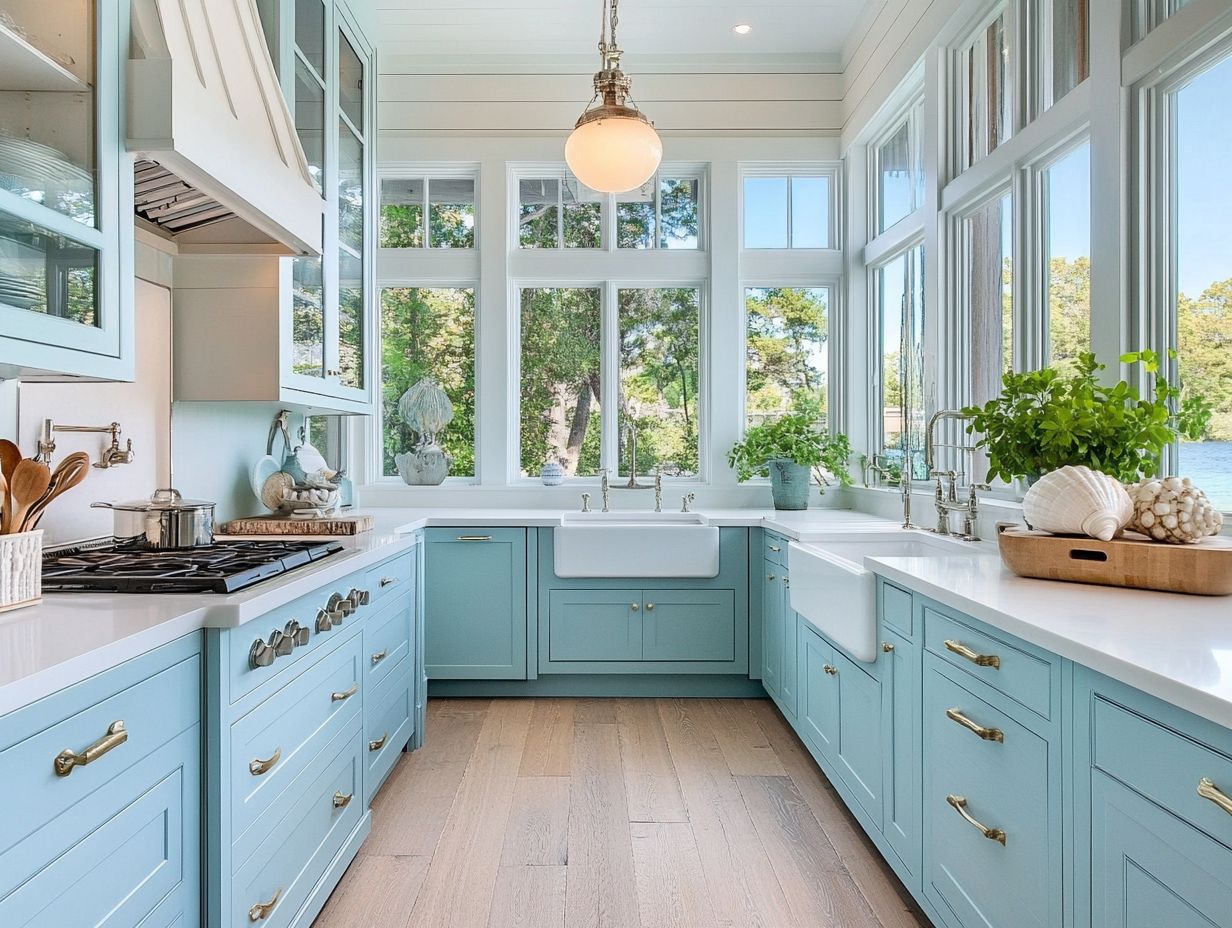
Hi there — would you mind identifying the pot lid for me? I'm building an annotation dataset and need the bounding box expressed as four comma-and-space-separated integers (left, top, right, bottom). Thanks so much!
106, 488, 215, 511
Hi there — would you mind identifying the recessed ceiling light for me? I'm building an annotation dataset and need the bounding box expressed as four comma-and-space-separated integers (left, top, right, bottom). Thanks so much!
732, 23, 752, 35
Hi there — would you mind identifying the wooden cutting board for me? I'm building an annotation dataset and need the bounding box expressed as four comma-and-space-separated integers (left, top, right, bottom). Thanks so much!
219, 514, 375, 536
997, 524, 1232, 595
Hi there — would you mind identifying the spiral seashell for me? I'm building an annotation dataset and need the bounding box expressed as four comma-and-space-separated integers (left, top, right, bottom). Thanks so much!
1022, 465, 1133, 541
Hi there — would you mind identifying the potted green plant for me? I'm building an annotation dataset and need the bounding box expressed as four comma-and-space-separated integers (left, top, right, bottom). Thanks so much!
728, 414, 853, 509
961, 350, 1211, 483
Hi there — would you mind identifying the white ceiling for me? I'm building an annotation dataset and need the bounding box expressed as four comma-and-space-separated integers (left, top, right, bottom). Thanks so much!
366, 0, 872, 67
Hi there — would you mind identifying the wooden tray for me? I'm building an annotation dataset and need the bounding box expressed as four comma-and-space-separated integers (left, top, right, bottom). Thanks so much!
219, 513, 375, 536
997, 524, 1232, 596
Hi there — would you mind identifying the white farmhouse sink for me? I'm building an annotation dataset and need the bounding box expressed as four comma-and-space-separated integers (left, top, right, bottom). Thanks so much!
788, 532, 972, 662
554, 512, 720, 578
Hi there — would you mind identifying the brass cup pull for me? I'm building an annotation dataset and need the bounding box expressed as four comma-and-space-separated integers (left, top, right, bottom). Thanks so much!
54, 720, 128, 777
369, 732, 389, 752
331, 682, 359, 702
333, 790, 354, 809
248, 887, 282, 922
1198, 777, 1232, 817
379, 576, 398, 588
946, 794, 1007, 845
769, 545, 781, 552
946, 707, 1005, 743
944, 639, 1001, 670
249, 747, 281, 776
371, 649, 388, 665
457, 535, 492, 542
823, 664, 838, 676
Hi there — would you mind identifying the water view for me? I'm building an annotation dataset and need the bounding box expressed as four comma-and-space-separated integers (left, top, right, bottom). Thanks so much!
1179, 441, 1232, 512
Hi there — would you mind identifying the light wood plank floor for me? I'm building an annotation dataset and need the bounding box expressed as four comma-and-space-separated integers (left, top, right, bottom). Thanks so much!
313, 697, 930, 928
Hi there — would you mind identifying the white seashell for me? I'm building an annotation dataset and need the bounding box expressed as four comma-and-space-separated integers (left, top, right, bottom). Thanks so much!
1127, 476, 1224, 544
1022, 465, 1134, 542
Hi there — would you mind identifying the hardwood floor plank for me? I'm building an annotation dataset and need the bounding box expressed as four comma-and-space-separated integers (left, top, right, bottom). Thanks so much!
616, 699, 689, 823
486, 866, 567, 928
500, 776, 570, 866
706, 698, 787, 776
656, 698, 796, 928
630, 822, 718, 928
574, 697, 619, 724
363, 756, 471, 857
565, 721, 641, 928
745, 699, 927, 928
737, 774, 884, 926
519, 698, 575, 776
408, 699, 535, 928
313, 854, 429, 928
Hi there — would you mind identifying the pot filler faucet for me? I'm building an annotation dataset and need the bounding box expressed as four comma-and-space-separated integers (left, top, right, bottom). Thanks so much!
924, 410, 990, 541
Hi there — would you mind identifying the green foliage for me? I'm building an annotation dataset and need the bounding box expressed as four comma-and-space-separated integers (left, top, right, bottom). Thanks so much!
1178, 277, 1232, 441
379, 204, 422, 247
727, 414, 853, 493
961, 350, 1212, 483
745, 288, 828, 426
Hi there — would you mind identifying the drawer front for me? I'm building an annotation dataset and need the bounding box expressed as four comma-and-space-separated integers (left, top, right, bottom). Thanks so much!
366, 654, 413, 804
924, 606, 1054, 719
923, 660, 1057, 928
549, 590, 642, 662
233, 728, 363, 928
365, 551, 414, 608
880, 581, 914, 637
800, 626, 839, 760
642, 590, 736, 662
230, 634, 362, 854
1092, 692, 1232, 850
227, 570, 374, 703
0, 726, 200, 927
363, 588, 414, 692
835, 652, 884, 830
763, 533, 787, 566
0, 649, 200, 857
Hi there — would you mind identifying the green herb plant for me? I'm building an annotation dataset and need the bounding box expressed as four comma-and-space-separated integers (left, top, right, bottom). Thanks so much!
961, 350, 1212, 483
728, 414, 854, 493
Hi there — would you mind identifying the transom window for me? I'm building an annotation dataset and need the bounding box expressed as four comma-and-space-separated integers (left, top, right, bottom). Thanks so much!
380, 176, 476, 248
872, 104, 925, 233
742, 173, 834, 248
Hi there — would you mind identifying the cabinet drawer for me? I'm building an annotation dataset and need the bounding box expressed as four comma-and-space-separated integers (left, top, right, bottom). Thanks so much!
880, 581, 913, 636
366, 654, 413, 804
233, 727, 363, 928
923, 660, 1057, 928
0, 726, 200, 927
230, 634, 362, 862
1092, 693, 1232, 850
365, 551, 414, 608
763, 533, 787, 565
364, 588, 414, 692
924, 606, 1054, 719
0, 648, 200, 858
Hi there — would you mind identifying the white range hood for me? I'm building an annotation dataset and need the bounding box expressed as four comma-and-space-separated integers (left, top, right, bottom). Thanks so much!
127, 0, 323, 255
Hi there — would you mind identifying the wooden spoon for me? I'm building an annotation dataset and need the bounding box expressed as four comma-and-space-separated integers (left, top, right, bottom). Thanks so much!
5, 459, 51, 535
0, 439, 19, 526
22, 452, 90, 531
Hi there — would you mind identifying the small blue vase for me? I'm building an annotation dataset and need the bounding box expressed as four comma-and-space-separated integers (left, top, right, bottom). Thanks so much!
768, 458, 811, 510
540, 461, 565, 486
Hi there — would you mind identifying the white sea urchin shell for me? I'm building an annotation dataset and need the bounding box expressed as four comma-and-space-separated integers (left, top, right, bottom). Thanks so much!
1022, 465, 1134, 541
1127, 476, 1224, 544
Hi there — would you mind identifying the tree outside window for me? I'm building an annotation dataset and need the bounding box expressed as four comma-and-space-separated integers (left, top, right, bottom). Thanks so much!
745, 288, 829, 428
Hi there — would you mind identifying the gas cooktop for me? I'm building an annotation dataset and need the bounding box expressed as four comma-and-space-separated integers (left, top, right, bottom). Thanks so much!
41, 539, 344, 594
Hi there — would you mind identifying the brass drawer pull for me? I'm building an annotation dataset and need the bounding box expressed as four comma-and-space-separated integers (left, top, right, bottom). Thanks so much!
249, 887, 282, 922
769, 545, 781, 552
944, 639, 1001, 669
457, 535, 492, 542
946, 794, 1007, 845
54, 720, 128, 777
823, 664, 838, 676
333, 790, 354, 809
1198, 777, 1232, 817
249, 747, 281, 776
946, 707, 1005, 743
380, 576, 398, 587
331, 682, 359, 702
369, 732, 389, 752
371, 649, 388, 665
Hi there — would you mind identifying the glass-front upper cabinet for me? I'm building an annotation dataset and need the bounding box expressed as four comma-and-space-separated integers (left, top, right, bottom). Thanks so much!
0, 1, 130, 379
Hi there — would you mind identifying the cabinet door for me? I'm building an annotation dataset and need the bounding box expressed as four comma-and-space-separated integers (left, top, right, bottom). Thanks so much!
801, 627, 839, 760
424, 529, 527, 679
761, 561, 782, 697
882, 629, 920, 876
549, 590, 642, 662
835, 652, 884, 829
643, 590, 735, 662
1091, 770, 1232, 928
779, 576, 798, 717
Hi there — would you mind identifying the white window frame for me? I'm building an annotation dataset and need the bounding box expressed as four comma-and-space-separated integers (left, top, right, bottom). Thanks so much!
867, 98, 926, 239
379, 162, 481, 251
950, 1, 1019, 179
739, 163, 842, 252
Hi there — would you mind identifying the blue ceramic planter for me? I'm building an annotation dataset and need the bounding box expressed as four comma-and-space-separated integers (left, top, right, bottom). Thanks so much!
768, 458, 812, 510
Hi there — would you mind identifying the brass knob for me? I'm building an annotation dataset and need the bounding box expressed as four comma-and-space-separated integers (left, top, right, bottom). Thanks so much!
882, 642, 895, 653
333, 790, 354, 809
767, 574, 776, 581
823, 664, 838, 676
645, 602, 655, 611
631, 603, 640, 611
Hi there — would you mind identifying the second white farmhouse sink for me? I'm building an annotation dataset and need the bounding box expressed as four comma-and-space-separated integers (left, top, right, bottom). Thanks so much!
554, 512, 720, 578
788, 532, 972, 662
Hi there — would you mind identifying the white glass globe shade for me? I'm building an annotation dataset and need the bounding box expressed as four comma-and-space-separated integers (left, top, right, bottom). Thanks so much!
565, 115, 663, 194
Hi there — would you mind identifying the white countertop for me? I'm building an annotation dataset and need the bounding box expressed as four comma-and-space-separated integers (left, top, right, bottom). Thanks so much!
868, 552, 1232, 729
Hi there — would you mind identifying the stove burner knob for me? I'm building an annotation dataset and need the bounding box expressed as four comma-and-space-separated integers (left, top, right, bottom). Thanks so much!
326, 593, 348, 624
285, 620, 310, 648
315, 608, 333, 633
346, 588, 367, 610
249, 638, 276, 669
271, 629, 293, 658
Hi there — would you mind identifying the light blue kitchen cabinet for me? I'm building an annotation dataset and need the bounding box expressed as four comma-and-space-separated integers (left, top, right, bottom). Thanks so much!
881, 625, 920, 878
644, 590, 736, 662
780, 591, 799, 717
0, 0, 134, 380
549, 590, 643, 662
761, 558, 783, 697
800, 624, 839, 760
425, 528, 528, 679
0, 634, 202, 927
834, 650, 884, 830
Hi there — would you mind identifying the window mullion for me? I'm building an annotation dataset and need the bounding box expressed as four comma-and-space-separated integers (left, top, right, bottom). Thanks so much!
601, 280, 620, 477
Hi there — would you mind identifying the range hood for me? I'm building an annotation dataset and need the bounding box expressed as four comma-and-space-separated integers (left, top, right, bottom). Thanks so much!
128, 0, 322, 255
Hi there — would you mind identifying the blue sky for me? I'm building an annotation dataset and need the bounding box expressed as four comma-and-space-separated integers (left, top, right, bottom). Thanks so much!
1176, 54, 1232, 298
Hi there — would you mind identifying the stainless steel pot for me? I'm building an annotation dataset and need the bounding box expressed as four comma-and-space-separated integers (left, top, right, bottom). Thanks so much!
91, 488, 216, 549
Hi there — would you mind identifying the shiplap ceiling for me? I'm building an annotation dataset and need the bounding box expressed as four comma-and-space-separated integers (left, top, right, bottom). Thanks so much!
366, 0, 871, 70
